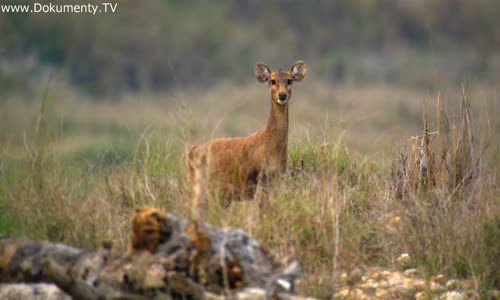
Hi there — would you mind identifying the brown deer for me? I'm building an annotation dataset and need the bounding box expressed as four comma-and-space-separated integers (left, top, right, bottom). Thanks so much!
187, 61, 307, 201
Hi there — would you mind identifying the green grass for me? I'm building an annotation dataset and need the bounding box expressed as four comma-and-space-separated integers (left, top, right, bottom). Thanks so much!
0, 82, 498, 297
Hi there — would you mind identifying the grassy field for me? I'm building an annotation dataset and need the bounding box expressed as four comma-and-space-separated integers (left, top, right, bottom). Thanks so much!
0, 81, 499, 298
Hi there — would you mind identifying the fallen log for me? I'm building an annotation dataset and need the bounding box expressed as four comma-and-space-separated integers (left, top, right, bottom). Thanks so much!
0, 209, 319, 300
0, 283, 71, 300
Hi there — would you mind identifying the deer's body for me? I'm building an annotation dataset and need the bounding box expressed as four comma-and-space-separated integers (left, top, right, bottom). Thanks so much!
187, 61, 307, 200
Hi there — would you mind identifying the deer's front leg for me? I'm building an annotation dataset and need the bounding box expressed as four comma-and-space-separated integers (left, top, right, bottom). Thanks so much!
238, 164, 260, 199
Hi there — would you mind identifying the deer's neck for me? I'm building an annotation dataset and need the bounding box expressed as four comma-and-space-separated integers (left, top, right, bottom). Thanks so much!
263, 100, 289, 154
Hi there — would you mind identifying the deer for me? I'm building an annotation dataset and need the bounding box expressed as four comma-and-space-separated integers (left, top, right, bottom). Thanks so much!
186, 61, 307, 202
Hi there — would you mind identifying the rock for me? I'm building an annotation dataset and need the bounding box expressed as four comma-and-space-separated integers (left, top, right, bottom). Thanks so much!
403, 268, 419, 277
391, 285, 417, 298
378, 280, 389, 289
430, 282, 446, 293
352, 288, 368, 299
432, 274, 446, 285
334, 288, 350, 298
396, 253, 412, 270
487, 290, 500, 299
439, 291, 465, 300
375, 288, 387, 298
340, 272, 348, 283
445, 279, 462, 290
464, 290, 480, 299
359, 278, 378, 290
371, 271, 385, 281
396, 253, 410, 262
347, 269, 363, 286
415, 291, 431, 300
461, 279, 474, 290
381, 270, 392, 278
334, 288, 369, 299
383, 211, 402, 234
387, 272, 403, 286
410, 279, 427, 291
333, 266, 496, 300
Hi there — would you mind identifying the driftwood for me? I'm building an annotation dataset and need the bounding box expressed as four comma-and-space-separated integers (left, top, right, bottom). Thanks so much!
0, 283, 71, 300
0, 211, 319, 300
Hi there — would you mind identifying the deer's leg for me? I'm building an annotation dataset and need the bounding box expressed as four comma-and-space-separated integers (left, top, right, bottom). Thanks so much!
236, 159, 257, 199
186, 145, 200, 181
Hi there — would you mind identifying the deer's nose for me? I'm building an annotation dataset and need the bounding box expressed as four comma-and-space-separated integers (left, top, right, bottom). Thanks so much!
279, 93, 287, 101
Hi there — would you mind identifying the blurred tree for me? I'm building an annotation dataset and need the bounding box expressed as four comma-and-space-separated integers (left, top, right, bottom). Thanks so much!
0, 0, 498, 96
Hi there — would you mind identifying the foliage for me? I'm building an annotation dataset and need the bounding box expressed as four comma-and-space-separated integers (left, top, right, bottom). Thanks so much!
0, 82, 498, 296
1, 0, 499, 95
391, 87, 499, 289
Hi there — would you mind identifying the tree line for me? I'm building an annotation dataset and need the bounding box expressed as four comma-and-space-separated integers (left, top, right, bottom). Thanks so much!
1, 0, 498, 96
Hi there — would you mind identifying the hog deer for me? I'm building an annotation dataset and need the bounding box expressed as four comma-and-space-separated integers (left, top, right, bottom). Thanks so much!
187, 61, 307, 201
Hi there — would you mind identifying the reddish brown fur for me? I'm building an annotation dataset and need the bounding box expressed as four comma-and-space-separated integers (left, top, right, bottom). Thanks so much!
187, 61, 307, 201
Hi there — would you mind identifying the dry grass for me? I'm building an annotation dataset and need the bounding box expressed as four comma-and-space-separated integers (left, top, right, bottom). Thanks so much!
390, 85, 500, 289
0, 82, 498, 298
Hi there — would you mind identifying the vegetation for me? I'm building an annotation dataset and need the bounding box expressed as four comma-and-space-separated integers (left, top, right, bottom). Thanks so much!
0, 81, 498, 297
1, 0, 499, 95
1, 1, 499, 297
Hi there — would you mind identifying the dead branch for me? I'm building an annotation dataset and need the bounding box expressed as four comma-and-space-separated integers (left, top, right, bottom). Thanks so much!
0, 211, 319, 300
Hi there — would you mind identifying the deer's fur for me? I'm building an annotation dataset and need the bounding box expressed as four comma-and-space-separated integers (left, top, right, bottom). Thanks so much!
187, 61, 307, 201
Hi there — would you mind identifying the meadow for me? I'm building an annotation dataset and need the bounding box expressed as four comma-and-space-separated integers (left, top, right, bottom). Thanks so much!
0, 79, 499, 298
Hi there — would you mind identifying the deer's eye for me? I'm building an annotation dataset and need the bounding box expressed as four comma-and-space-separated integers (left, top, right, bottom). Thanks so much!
270, 79, 276, 85
287, 79, 293, 85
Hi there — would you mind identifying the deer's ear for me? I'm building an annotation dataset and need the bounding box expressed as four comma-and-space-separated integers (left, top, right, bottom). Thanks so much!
291, 61, 307, 82
254, 62, 271, 83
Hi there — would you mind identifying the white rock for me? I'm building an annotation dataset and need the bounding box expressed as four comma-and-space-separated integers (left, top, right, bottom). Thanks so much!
440, 291, 465, 300
445, 279, 462, 290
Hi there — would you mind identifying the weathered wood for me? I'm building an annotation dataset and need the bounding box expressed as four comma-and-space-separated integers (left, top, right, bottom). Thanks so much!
0, 283, 71, 300
0, 212, 319, 300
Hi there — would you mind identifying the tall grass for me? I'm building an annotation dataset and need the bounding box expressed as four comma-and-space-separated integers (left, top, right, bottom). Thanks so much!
0, 83, 498, 297
390, 85, 499, 290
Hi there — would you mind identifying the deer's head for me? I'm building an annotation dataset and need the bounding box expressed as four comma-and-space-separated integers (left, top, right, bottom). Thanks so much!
254, 61, 307, 106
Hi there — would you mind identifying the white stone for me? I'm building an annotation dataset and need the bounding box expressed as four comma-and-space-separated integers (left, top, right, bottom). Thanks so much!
440, 291, 465, 300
